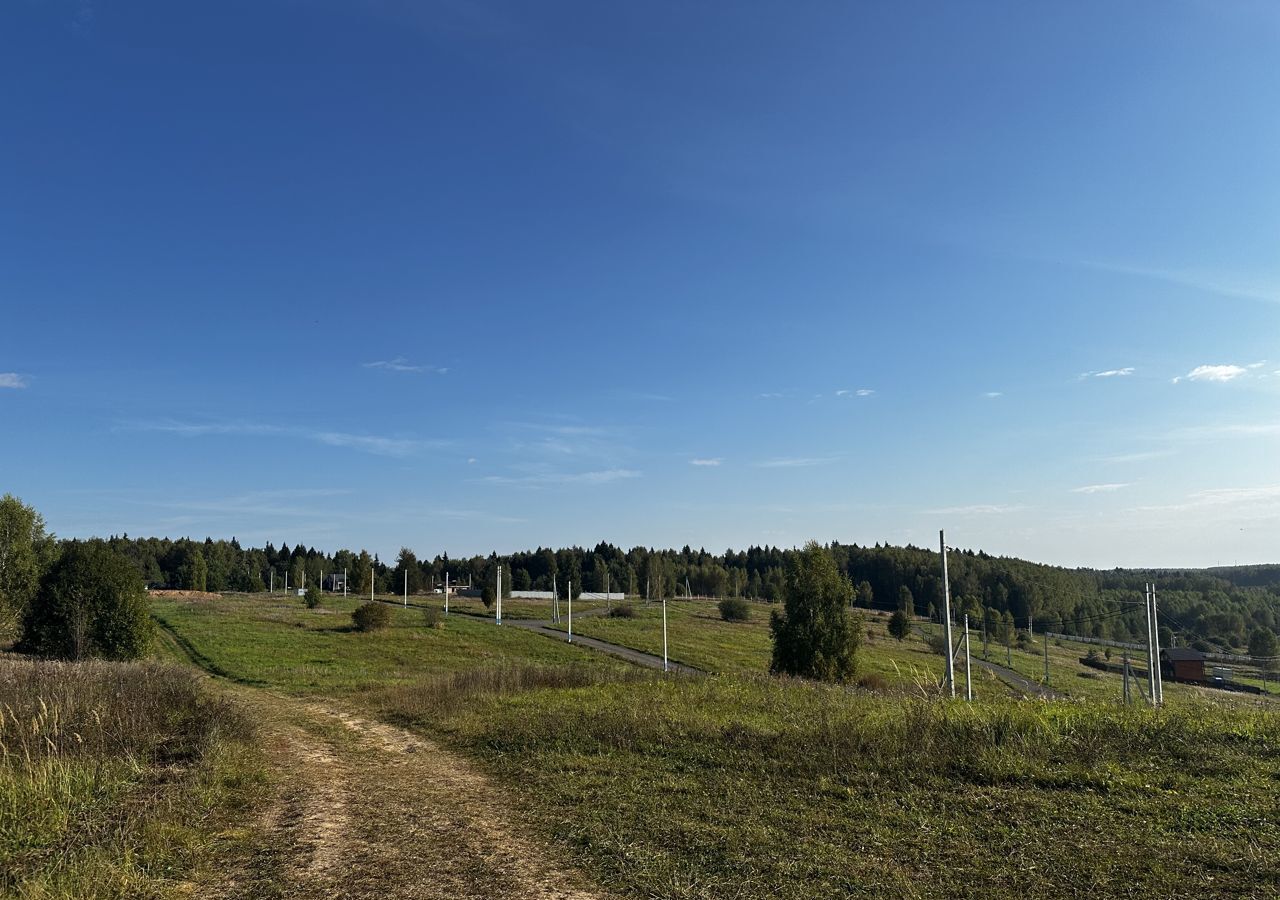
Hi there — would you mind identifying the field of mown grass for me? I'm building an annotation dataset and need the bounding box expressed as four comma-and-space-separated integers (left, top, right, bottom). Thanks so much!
0, 657, 262, 899
151, 591, 621, 695
150, 591, 1280, 898
544, 600, 1012, 696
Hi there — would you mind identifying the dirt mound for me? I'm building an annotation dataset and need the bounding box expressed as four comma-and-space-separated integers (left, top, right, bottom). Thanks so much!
148, 589, 222, 601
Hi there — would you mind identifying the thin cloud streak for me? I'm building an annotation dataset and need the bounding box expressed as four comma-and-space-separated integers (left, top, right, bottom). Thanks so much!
689, 458, 722, 467
754, 456, 839, 468
480, 468, 641, 487
0, 373, 29, 389
363, 357, 448, 374
124, 420, 447, 457
1072, 483, 1130, 494
926, 504, 1026, 516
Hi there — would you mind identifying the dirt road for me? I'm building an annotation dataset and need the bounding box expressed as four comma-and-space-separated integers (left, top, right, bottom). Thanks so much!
201, 691, 610, 900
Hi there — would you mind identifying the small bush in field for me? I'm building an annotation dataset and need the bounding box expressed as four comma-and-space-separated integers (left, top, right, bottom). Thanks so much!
718, 598, 750, 622
422, 606, 444, 629
857, 672, 888, 692
924, 631, 948, 657
304, 588, 321, 609
610, 603, 636, 618
888, 608, 912, 641
352, 601, 390, 632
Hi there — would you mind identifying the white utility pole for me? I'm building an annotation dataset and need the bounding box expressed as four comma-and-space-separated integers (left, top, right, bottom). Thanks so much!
552, 573, 559, 623
1152, 583, 1162, 706
1151, 582, 1163, 705
662, 591, 669, 673
270, 570, 274, 594
940, 530, 955, 699
284, 571, 289, 595
343, 568, 347, 598
444, 571, 450, 615
605, 570, 611, 613
496, 564, 502, 625
567, 579, 573, 643
403, 570, 408, 608
370, 566, 374, 602
964, 614, 973, 701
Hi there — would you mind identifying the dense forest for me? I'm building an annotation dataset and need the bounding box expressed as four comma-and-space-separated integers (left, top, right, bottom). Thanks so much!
103, 533, 1280, 656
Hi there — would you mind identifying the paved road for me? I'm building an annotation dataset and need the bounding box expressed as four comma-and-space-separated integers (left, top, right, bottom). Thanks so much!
372, 597, 698, 675
914, 625, 1060, 699
506, 619, 701, 674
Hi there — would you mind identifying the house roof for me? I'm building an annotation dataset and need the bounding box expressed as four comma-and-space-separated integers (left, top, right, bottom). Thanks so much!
1161, 647, 1204, 662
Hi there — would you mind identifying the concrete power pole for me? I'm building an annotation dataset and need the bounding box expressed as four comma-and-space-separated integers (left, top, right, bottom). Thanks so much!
403, 570, 408, 608
663, 590, 669, 673
963, 614, 973, 701
1152, 588, 1162, 706
567, 579, 572, 643
496, 564, 502, 625
1151, 582, 1163, 705
940, 530, 955, 699
444, 571, 449, 616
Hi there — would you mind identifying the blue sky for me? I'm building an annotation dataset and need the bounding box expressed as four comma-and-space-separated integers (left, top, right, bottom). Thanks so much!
2, 0, 1278, 568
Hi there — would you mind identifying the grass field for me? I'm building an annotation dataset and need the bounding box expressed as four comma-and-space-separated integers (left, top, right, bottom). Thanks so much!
0, 657, 262, 898
145, 590, 1280, 898
151, 592, 619, 695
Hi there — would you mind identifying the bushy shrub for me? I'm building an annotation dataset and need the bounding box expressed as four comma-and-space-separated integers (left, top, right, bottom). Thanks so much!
1017, 631, 1036, 650
718, 598, 750, 622
352, 601, 390, 632
422, 606, 444, 629
610, 603, 636, 618
481, 584, 495, 609
304, 588, 321, 609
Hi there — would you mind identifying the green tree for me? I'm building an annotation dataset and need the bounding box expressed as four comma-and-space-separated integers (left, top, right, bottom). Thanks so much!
1247, 627, 1278, 665
888, 608, 911, 641
769, 542, 861, 682
855, 580, 873, 609
897, 585, 913, 612
394, 547, 423, 594
0, 494, 56, 632
180, 547, 208, 591
18, 541, 152, 660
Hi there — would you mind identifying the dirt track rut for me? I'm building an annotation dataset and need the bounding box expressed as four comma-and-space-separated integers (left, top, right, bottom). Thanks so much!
204, 692, 609, 900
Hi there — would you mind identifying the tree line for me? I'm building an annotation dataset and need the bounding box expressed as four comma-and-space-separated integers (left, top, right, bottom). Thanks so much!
2, 493, 1277, 658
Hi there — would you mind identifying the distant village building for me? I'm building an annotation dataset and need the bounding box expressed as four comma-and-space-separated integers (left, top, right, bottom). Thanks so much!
1160, 647, 1206, 682
326, 572, 347, 592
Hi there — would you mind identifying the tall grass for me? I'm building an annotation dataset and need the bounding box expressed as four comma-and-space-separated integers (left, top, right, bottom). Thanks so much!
365, 662, 652, 726
0, 657, 257, 899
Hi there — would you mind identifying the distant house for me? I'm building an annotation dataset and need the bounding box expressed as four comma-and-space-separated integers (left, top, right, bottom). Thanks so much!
326, 572, 347, 592
1160, 647, 1206, 682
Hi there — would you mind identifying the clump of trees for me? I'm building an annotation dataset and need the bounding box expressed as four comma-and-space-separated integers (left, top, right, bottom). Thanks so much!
769, 542, 862, 682
718, 597, 750, 622
18, 540, 152, 660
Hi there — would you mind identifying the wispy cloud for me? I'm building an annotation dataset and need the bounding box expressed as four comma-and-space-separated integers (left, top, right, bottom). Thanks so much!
0, 373, 28, 389
983, 391, 1003, 399
757, 392, 784, 399
755, 456, 839, 469
1132, 484, 1280, 517
927, 504, 1025, 516
1170, 421, 1280, 440
1072, 483, 1131, 494
1096, 449, 1174, 464
363, 357, 448, 374
836, 388, 876, 397
1080, 367, 1134, 379
1172, 364, 1247, 384
1084, 260, 1280, 306
125, 420, 445, 458
481, 468, 641, 487
689, 458, 722, 467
